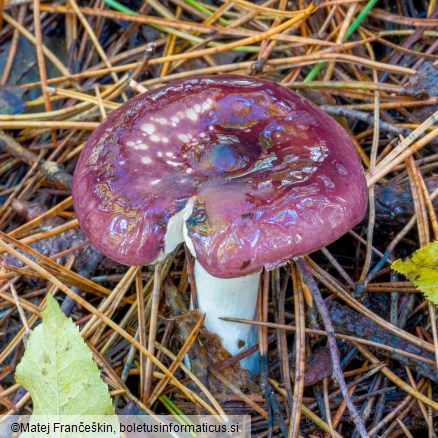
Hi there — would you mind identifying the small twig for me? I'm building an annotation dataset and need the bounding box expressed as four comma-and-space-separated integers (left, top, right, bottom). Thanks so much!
270, 378, 343, 438
0, 121, 98, 130
115, 328, 139, 408
427, 303, 438, 376
130, 44, 156, 82
275, 267, 292, 413
321, 105, 412, 137
295, 258, 369, 438
0, 130, 73, 189
94, 84, 107, 120
129, 79, 147, 94
144, 261, 162, 401
214, 372, 268, 419
305, 256, 435, 354
288, 264, 305, 438
136, 270, 147, 404
219, 318, 436, 367
9, 283, 30, 345
323, 377, 335, 437
367, 111, 438, 187
353, 342, 438, 411
147, 312, 206, 407
396, 419, 415, 438
184, 246, 198, 310
33, 0, 57, 147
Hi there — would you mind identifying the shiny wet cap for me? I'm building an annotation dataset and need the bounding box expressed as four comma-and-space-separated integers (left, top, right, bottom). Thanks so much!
73, 75, 367, 278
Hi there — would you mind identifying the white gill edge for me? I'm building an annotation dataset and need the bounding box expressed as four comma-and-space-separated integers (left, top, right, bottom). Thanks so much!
150, 197, 196, 264
164, 197, 196, 255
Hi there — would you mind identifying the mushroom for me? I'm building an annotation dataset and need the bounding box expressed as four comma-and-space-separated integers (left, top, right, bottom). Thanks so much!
72, 75, 367, 374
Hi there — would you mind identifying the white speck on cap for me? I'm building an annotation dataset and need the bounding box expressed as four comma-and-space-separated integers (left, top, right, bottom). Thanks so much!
186, 108, 198, 121
166, 160, 182, 167
141, 123, 155, 135
150, 135, 160, 142
141, 157, 152, 164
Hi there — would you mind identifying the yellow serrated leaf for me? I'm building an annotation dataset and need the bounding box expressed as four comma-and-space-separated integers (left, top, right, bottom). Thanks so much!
392, 241, 438, 305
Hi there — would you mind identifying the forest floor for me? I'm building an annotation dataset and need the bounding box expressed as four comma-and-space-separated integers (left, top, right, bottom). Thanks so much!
0, 0, 437, 437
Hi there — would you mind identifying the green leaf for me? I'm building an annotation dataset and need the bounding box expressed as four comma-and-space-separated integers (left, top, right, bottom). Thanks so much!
392, 241, 438, 305
16, 295, 115, 415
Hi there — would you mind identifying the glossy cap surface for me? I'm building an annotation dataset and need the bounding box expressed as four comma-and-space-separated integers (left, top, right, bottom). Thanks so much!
73, 75, 367, 278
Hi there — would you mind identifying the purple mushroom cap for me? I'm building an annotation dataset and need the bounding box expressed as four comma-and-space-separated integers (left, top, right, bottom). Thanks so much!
72, 75, 367, 278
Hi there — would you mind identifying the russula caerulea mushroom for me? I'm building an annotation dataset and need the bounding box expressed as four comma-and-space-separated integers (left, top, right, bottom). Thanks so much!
72, 75, 367, 374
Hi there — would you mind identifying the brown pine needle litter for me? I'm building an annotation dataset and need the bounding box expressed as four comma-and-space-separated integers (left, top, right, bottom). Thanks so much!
0, 0, 437, 436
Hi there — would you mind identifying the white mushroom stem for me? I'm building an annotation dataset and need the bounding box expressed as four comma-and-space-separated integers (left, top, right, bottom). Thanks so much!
193, 261, 260, 375
161, 199, 260, 373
